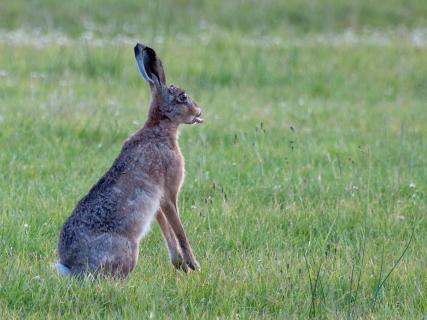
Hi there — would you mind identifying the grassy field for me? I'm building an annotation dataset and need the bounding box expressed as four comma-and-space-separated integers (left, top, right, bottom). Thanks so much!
0, 1, 426, 319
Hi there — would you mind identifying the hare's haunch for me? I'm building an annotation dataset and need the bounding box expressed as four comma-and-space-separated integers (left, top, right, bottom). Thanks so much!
57, 43, 203, 277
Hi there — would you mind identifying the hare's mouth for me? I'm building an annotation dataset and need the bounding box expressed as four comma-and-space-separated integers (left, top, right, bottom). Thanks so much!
190, 112, 204, 124
192, 117, 204, 124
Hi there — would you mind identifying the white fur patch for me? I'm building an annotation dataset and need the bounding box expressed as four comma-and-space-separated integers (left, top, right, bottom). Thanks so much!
127, 188, 161, 241
55, 262, 72, 276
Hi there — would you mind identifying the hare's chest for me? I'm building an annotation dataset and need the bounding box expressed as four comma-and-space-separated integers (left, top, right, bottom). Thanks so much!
164, 150, 185, 192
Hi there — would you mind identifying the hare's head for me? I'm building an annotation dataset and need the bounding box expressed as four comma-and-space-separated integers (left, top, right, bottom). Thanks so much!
134, 43, 203, 125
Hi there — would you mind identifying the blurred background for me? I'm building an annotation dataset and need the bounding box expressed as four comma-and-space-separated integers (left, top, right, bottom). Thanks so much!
0, 1, 426, 318
1, 0, 427, 35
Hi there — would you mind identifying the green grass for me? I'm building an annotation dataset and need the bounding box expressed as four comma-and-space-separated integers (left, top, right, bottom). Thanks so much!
1, 0, 427, 35
0, 1, 426, 319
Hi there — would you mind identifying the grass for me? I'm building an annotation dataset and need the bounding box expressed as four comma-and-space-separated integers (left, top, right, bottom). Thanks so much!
0, 1, 426, 319
1, 0, 427, 35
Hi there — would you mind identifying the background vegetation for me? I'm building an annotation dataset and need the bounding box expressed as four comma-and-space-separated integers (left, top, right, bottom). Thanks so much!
0, 0, 426, 318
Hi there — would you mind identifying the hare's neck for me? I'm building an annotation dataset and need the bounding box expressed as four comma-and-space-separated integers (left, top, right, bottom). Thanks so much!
143, 118, 179, 144
145, 105, 167, 126
144, 97, 179, 141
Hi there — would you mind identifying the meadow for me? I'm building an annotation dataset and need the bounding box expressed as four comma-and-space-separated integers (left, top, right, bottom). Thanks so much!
0, 1, 426, 318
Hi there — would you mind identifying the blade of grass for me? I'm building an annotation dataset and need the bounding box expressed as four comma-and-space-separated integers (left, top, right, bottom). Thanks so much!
370, 231, 414, 308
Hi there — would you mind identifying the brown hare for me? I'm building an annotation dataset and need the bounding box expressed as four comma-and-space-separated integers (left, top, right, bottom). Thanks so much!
56, 43, 203, 278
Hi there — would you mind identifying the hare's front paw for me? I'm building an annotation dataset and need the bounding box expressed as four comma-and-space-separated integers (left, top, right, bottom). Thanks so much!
186, 257, 201, 272
171, 252, 189, 273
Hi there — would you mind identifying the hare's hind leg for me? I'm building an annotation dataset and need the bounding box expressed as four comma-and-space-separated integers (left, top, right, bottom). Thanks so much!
103, 235, 139, 278
161, 200, 200, 272
156, 209, 188, 272
59, 230, 138, 278
80, 234, 138, 278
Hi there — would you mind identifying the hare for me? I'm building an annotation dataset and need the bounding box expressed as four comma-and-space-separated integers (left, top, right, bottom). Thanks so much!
56, 43, 203, 278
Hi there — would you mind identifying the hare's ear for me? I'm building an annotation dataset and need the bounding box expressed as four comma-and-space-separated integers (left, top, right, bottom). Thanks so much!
134, 43, 166, 88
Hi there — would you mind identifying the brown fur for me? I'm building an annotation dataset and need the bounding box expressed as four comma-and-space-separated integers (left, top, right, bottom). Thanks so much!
57, 43, 202, 277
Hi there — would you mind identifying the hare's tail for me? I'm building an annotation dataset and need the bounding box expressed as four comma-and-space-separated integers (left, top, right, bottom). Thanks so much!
55, 262, 72, 276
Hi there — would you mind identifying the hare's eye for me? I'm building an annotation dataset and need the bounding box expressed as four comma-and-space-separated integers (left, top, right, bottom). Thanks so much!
179, 93, 188, 103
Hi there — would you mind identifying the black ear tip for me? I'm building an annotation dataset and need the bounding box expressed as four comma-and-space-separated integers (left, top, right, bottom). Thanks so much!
134, 43, 157, 58
144, 47, 157, 59
134, 43, 147, 54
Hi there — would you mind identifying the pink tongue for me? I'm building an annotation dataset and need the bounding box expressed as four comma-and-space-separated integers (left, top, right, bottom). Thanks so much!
194, 117, 204, 124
